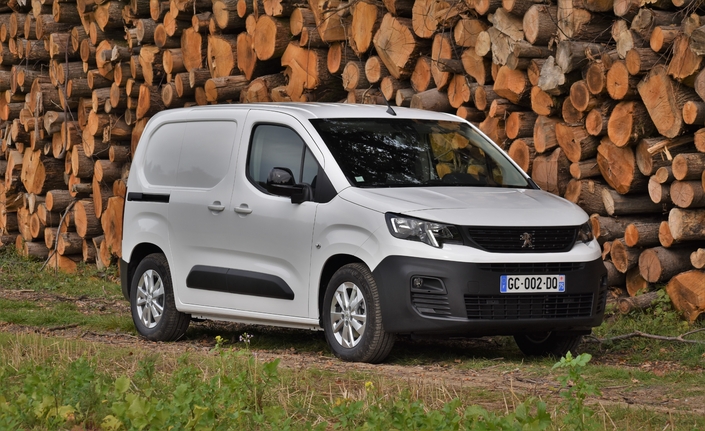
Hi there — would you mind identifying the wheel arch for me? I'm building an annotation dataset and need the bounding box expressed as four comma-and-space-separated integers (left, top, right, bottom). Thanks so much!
317, 254, 364, 323
122, 243, 167, 300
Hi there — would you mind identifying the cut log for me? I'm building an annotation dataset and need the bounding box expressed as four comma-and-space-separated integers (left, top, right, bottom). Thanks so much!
507, 138, 535, 173
610, 238, 641, 273
638, 65, 698, 139
624, 221, 662, 248
461, 48, 491, 86
691, 248, 705, 269
101, 196, 124, 258
73, 199, 102, 238
253, 15, 290, 61
597, 137, 649, 195
556, 123, 600, 163
626, 267, 650, 296
522, 4, 557, 46
349, 0, 382, 56
639, 246, 694, 283
673, 153, 705, 181
648, 175, 671, 204
607, 101, 656, 148
493, 66, 530, 106
530, 147, 571, 196
668, 208, 705, 242
635, 136, 694, 177
671, 180, 705, 208
667, 34, 701, 84
530, 86, 561, 117
206, 34, 237, 78
606, 61, 639, 101
570, 159, 601, 180
564, 178, 609, 216
666, 270, 705, 323
533, 115, 559, 154
602, 188, 663, 216
410, 57, 433, 92
590, 214, 648, 242
604, 260, 626, 287
505, 111, 537, 140
618, 291, 659, 314
373, 14, 430, 80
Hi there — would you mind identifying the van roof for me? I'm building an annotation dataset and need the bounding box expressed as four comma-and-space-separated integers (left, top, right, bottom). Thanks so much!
154, 103, 463, 122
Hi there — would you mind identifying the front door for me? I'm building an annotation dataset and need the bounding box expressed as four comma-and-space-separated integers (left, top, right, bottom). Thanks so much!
222, 110, 322, 318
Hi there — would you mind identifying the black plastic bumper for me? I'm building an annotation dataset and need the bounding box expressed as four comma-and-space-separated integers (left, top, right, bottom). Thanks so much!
372, 256, 607, 336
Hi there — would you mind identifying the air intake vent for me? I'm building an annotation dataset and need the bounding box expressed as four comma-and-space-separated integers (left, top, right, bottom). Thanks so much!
412, 292, 451, 317
477, 262, 585, 274
464, 293, 594, 320
466, 227, 578, 253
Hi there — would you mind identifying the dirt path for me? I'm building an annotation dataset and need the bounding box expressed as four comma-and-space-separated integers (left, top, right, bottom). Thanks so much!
0, 288, 703, 416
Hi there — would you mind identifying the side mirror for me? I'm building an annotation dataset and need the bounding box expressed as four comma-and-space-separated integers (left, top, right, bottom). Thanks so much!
291, 183, 312, 204
266, 167, 313, 204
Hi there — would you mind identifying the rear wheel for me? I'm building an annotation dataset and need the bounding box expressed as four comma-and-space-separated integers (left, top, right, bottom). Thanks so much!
130, 253, 190, 341
322, 263, 394, 363
514, 332, 583, 357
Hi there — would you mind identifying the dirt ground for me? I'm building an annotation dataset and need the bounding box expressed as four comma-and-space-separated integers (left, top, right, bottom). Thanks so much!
1, 288, 703, 417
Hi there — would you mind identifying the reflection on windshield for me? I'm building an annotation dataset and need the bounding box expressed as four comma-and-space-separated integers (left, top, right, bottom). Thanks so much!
309, 118, 530, 188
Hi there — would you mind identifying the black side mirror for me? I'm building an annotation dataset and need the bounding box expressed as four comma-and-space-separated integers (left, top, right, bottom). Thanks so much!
291, 183, 312, 204
266, 167, 313, 204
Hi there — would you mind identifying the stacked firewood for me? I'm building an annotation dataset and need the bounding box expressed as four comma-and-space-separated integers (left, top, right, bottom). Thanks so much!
0, 0, 704, 318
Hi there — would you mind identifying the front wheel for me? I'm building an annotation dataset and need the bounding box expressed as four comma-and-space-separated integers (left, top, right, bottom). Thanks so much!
130, 253, 190, 341
514, 332, 583, 357
322, 263, 394, 363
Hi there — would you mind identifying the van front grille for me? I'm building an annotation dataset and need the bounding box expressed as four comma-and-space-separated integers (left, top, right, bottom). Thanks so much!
465, 227, 577, 253
477, 262, 585, 274
464, 293, 594, 320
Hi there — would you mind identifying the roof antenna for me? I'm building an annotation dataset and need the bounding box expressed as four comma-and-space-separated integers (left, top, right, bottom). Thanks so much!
384, 96, 397, 116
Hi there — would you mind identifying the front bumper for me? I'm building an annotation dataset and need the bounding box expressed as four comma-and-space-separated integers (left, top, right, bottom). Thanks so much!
372, 256, 607, 336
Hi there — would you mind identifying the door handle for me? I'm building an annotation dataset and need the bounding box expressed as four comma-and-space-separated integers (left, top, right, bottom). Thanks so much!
208, 201, 225, 212
234, 205, 252, 215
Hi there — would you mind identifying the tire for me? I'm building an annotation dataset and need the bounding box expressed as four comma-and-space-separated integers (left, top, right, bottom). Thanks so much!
514, 332, 583, 358
322, 263, 395, 363
130, 253, 190, 341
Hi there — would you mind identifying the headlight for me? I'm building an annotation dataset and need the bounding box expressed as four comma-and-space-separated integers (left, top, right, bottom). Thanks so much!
385, 214, 461, 248
576, 221, 594, 244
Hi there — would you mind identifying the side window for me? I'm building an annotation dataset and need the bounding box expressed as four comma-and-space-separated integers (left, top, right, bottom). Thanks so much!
143, 120, 237, 189
248, 124, 319, 193
144, 123, 184, 187
176, 121, 237, 188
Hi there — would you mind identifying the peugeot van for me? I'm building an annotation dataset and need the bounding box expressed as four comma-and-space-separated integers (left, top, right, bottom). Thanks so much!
121, 103, 607, 363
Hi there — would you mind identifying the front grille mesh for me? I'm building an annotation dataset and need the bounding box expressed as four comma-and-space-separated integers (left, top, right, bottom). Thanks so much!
466, 227, 577, 253
477, 262, 585, 274
464, 293, 594, 320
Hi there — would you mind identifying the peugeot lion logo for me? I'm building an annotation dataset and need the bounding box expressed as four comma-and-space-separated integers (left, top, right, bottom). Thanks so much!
520, 232, 534, 249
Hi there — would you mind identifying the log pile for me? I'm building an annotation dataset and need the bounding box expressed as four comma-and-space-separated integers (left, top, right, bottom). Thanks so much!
0, 0, 704, 320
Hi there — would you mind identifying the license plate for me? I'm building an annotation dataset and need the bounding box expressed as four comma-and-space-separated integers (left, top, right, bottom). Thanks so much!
500, 275, 565, 293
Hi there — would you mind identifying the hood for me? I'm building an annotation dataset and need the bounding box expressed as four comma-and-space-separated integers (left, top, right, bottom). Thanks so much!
338, 187, 588, 227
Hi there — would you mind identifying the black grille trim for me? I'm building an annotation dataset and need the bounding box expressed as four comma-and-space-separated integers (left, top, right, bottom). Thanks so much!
465, 226, 578, 253
477, 262, 585, 274
412, 293, 451, 317
464, 293, 594, 320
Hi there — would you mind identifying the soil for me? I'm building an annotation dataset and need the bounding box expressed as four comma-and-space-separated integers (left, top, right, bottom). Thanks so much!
1, 288, 703, 417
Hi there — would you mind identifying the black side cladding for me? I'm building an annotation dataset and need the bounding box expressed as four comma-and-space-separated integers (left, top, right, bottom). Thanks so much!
186, 265, 295, 300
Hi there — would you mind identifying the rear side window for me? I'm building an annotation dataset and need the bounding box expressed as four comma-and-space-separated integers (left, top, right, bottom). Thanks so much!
247, 124, 318, 188
144, 121, 237, 188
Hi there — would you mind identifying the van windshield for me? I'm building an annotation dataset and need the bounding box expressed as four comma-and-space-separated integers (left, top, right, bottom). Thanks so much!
309, 118, 531, 188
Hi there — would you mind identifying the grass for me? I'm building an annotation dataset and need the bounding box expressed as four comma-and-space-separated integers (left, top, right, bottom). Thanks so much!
1, 248, 705, 429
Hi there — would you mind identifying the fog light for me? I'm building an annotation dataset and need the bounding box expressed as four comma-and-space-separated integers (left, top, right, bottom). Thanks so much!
412, 277, 423, 289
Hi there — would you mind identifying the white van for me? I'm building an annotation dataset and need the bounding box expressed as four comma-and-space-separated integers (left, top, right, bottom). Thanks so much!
121, 103, 607, 363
